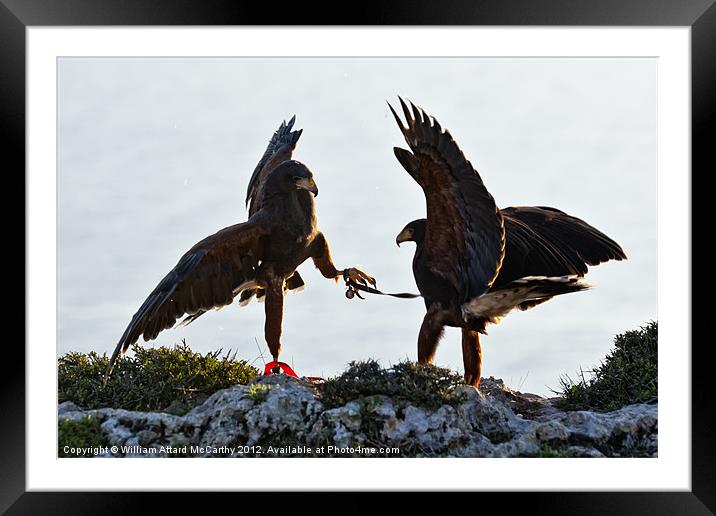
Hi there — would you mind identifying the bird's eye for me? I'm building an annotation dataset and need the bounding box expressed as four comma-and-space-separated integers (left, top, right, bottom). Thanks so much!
293, 176, 302, 182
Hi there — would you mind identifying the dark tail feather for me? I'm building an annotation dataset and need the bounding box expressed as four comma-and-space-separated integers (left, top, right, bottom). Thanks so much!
285, 271, 305, 291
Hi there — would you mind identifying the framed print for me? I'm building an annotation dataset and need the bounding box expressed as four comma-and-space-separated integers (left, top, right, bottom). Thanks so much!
5, 0, 711, 512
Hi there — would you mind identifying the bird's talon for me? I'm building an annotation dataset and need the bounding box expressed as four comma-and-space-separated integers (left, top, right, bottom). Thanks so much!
344, 267, 376, 288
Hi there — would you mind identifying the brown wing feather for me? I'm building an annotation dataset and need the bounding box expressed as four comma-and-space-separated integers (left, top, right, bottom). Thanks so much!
246, 116, 303, 216
107, 218, 268, 376
389, 97, 505, 302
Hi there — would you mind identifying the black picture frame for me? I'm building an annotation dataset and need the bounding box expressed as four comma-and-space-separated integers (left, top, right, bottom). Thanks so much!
4, 0, 710, 513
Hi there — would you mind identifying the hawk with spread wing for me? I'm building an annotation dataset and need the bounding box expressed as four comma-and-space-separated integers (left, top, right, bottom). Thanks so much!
390, 98, 626, 387
106, 117, 374, 378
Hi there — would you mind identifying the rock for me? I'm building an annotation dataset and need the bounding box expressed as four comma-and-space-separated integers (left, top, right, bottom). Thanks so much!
57, 375, 658, 458
312, 399, 368, 449
58, 401, 80, 415
567, 445, 606, 458
455, 385, 516, 443
535, 420, 569, 444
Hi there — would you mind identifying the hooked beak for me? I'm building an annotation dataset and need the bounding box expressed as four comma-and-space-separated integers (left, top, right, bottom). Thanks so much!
396, 228, 412, 247
296, 177, 318, 197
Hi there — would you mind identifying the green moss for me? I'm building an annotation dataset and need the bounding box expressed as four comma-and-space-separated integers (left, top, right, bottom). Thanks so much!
317, 359, 464, 410
512, 444, 576, 458
58, 340, 259, 415
535, 443, 574, 458
58, 416, 106, 457
246, 383, 274, 402
555, 321, 658, 412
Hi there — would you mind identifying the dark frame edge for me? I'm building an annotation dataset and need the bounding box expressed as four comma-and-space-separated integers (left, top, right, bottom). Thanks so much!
691, 1, 716, 513
5, 0, 712, 513
0, 1, 27, 514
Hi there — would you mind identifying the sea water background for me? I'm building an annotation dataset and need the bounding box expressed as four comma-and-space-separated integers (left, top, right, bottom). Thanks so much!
58, 58, 656, 395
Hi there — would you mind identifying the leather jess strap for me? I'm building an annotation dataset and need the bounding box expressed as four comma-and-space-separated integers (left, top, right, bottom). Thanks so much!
263, 361, 298, 377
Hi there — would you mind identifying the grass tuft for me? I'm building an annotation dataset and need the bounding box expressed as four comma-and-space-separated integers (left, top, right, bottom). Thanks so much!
58, 416, 106, 457
555, 321, 657, 412
58, 340, 259, 415
317, 359, 464, 410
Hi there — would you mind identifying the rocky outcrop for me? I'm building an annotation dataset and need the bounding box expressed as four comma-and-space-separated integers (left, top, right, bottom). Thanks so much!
58, 375, 657, 458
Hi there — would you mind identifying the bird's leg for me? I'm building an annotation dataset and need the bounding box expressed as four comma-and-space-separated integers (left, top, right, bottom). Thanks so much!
310, 233, 376, 288
417, 308, 445, 365
461, 329, 482, 388
264, 276, 285, 367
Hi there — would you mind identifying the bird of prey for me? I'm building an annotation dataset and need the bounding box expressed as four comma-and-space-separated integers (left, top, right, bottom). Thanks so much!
183, 116, 306, 317
390, 98, 626, 387
106, 117, 375, 378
